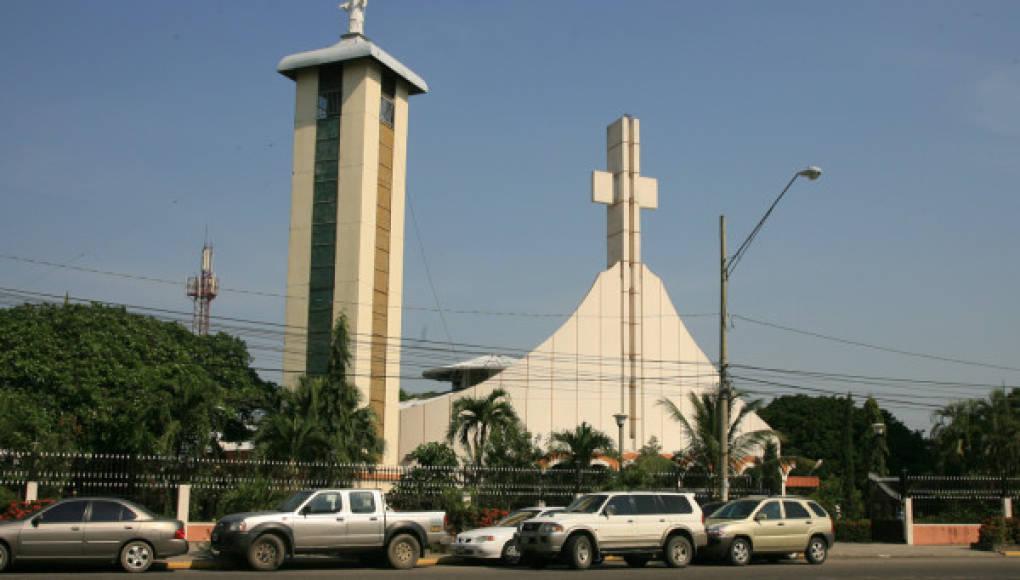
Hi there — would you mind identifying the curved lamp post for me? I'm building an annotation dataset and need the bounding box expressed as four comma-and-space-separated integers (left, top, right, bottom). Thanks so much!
718, 166, 823, 500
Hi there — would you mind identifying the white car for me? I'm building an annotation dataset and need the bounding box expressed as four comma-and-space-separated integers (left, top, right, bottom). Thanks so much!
453, 507, 564, 564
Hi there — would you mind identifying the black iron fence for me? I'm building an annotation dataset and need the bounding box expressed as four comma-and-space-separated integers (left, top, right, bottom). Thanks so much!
0, 451, 764, 521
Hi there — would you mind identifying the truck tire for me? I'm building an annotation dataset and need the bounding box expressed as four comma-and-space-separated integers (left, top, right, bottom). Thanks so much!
664, 534, 693, 568
386, 533, 420, 570
247, 533, 286, 571
563, 534, 594, 570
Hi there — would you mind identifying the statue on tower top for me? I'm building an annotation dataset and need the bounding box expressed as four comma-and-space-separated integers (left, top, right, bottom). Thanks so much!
339, 0, 368, 36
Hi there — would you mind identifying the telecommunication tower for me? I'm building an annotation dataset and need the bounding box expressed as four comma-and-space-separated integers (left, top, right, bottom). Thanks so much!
186, 242, 219, 335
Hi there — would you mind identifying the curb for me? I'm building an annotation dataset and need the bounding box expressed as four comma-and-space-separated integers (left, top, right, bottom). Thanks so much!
1001, 551, 1020, 557
165, 556, 447, 570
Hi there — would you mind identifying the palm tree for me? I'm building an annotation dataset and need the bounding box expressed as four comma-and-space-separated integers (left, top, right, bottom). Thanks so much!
446, 388, 519, 466
254, 376, 331, 462
658, 392, 776, 476
932, 389, 1020, 476
549, 422, 615, 485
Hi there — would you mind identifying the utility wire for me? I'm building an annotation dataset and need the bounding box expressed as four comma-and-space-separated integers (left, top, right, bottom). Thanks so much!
406, 191, 456, 353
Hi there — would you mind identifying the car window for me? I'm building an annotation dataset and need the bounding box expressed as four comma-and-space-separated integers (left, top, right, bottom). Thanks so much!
660, 495, 693, 514
539, 508, 563, 518
498, 510, 540, 526
758, 501, 782, 520
42, 500, 87, 523
566, 494, 607, 513
712, 499, 760, 519
605, 496, 636, 516
349, 491, 376, 514
89, 501, 131, 522
784, 501, 811, 519
306, 492, 343, 514
633, 495, 662, 515
807, 501, 829, 518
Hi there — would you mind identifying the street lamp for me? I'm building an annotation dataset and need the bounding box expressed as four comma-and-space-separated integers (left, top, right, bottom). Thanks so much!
718, 166, 823, 500
613, 413, 628, 472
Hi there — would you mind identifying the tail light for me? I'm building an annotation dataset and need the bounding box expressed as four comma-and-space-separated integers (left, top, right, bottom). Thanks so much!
174, 523, 187, 541
443, 514, 450, 530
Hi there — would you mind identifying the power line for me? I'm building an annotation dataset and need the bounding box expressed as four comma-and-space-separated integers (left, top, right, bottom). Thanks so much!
733, 314, 1020, 373
406, 191, 456, 353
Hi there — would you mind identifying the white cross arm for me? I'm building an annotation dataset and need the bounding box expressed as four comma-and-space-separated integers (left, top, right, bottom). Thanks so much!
636, 175, 658, 209
592, 170, 613, 205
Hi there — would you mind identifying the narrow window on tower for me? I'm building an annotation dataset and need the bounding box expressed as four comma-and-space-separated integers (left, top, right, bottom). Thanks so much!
380, 73, 396, 127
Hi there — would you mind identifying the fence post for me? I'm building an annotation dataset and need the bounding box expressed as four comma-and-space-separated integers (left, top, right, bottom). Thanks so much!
177, 484, 191, 525
900, 470, 913, 545
1005, 497, 1014, 519
24, 481, 38, 502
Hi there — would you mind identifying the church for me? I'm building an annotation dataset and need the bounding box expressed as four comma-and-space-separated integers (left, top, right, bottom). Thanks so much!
276, 4, 770, 465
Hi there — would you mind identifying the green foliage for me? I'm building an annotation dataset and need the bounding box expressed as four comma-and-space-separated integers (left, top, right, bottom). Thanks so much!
0, 303, 274, 455
658, 392, 776, 476
932, 389, 1020, 476
0, 487, 17, 510
197, 478, 288, 522
863, 397, 889, 476
446, 388, 519, 466
549, 422, 614, 471
483, 420, 543, 469
620, 437, 677, 489
841, 394, 861, 518
405, 442, 459, 467
977, 517, 1020, 549
835, 519, 872, 542
255, 316, 383, 464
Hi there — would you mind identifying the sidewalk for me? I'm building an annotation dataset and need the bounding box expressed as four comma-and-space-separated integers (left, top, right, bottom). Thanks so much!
830, 543, 1002, 559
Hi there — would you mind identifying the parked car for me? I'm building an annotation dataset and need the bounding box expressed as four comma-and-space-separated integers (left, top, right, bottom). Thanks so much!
698, 501, 726, 520
516, 491, 706, 570
701, 496, 834, 566
0, 497, 187, 573
453, 507, 563, 565
211, 489, 446, 571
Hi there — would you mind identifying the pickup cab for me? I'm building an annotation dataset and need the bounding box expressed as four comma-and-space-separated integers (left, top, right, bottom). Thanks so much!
211, 489, 446, 570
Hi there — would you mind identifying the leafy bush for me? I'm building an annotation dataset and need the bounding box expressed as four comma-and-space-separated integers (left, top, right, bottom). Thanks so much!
835, 519, 872, 542
976, 517, 1020, 549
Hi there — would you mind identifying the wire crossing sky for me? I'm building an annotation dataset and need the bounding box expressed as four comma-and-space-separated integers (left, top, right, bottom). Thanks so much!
1, 1, 1019, 431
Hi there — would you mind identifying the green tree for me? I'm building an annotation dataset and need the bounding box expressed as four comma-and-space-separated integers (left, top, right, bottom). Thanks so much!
863, 397, 889, 476
657, 392, 775, 476
404, 441, 459, 467
549, 422, 615, 483
255, 316, 383, 464
621, 437, 677, 489
446, 388, 519, 466
0, 303, 273, 455
841, 394, 861, 518
483, 420, 543, 469
932, 389, 1020, 476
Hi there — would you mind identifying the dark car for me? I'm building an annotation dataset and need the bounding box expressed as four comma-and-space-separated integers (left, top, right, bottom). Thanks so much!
0, 497, 188, 573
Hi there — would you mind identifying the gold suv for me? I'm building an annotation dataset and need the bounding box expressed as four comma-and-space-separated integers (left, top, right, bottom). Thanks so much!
702, 496, 834, 566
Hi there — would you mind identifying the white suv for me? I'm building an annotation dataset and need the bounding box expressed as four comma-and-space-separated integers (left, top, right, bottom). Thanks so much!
516, 492, 706, 570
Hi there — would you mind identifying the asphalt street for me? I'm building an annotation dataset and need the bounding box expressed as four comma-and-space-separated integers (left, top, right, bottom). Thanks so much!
3, 559, 1018, 579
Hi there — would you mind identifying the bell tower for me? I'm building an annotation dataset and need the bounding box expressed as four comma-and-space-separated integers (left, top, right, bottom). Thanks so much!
278, 4, 428, 464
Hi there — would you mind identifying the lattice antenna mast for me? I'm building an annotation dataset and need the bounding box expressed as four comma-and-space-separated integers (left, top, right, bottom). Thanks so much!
186, 240, 219, 335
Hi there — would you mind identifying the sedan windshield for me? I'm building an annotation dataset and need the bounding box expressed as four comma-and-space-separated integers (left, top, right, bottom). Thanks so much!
497, 510, 540, 527
278, 491, 314, 512
565, 494, 607, 513
711, 499, 761, 519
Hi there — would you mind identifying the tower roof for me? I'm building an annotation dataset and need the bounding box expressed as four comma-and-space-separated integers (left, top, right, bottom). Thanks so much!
277, 34, 428, 94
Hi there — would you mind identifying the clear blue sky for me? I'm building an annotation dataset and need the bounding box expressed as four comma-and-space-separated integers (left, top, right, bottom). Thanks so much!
2, 1, 1018, 431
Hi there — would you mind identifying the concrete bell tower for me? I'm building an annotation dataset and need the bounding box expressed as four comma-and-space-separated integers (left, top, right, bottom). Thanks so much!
278, 4, 428, 465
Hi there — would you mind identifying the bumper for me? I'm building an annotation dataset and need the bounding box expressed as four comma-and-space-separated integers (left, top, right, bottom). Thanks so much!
210, 529, 250, 555
451, 542, 502, 559
517, 532, 566, 556
155, 538, 189, 559
699, 536, 734, 559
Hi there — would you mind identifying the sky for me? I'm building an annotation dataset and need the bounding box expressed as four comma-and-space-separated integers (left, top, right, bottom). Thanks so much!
1, 0, 1018, 432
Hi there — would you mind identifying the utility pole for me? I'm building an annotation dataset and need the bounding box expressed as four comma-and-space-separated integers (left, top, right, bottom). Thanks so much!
719, 215, 730, 500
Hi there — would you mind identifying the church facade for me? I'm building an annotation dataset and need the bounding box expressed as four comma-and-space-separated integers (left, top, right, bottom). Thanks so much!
399, 117, 771, 460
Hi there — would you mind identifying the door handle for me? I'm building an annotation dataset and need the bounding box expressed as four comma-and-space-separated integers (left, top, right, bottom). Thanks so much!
71, 526, 81, 531
659, 519, 666, 523
369, 517, 379, 521
124, 526, 134, 530
627, 520, 634, 523
777, 523, 785, 527
806, 521, 813, 525
336, 517, 345, 522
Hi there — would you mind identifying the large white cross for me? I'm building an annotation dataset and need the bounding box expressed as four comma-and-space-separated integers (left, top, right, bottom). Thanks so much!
591, 115, 658, 268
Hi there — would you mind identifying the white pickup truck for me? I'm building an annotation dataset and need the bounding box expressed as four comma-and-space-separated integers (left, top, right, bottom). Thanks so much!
211, 489, 447, 570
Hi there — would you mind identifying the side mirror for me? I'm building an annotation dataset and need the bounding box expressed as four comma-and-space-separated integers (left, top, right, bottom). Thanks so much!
31, 516, 42, 527
754, 513, 768, 522
299, 506, 310, 516
604, 506, 617, 517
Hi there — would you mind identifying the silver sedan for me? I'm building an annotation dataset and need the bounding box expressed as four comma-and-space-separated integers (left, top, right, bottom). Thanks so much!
0, 497, 188, 573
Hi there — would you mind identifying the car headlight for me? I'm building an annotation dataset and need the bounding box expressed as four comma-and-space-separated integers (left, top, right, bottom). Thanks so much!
539, 523, 564, 534
228, 521, 248, 532
707, 526, 728, 538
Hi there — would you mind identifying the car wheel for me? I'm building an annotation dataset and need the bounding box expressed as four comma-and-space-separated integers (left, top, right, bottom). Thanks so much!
664, 535, 693, 568
386, 533, 420, 570
564, 534, 594, 570
624, 555, 650, 567
500, 539, 522, 565
0, 542, 10, 572
728, 537, 752, 566
805, 536, 828, 565
119, 540, 154, 573
247, 534, 285, 571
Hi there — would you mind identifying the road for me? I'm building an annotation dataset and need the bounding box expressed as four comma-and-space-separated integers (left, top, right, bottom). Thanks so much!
3, 559, 1018, 579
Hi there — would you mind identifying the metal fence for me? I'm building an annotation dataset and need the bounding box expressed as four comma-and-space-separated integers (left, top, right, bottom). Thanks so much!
0, 451, 764, 521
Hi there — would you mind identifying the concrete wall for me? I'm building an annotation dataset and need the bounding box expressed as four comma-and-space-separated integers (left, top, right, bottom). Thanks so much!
912, 524, 982, 546
398, 263, 771, 460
